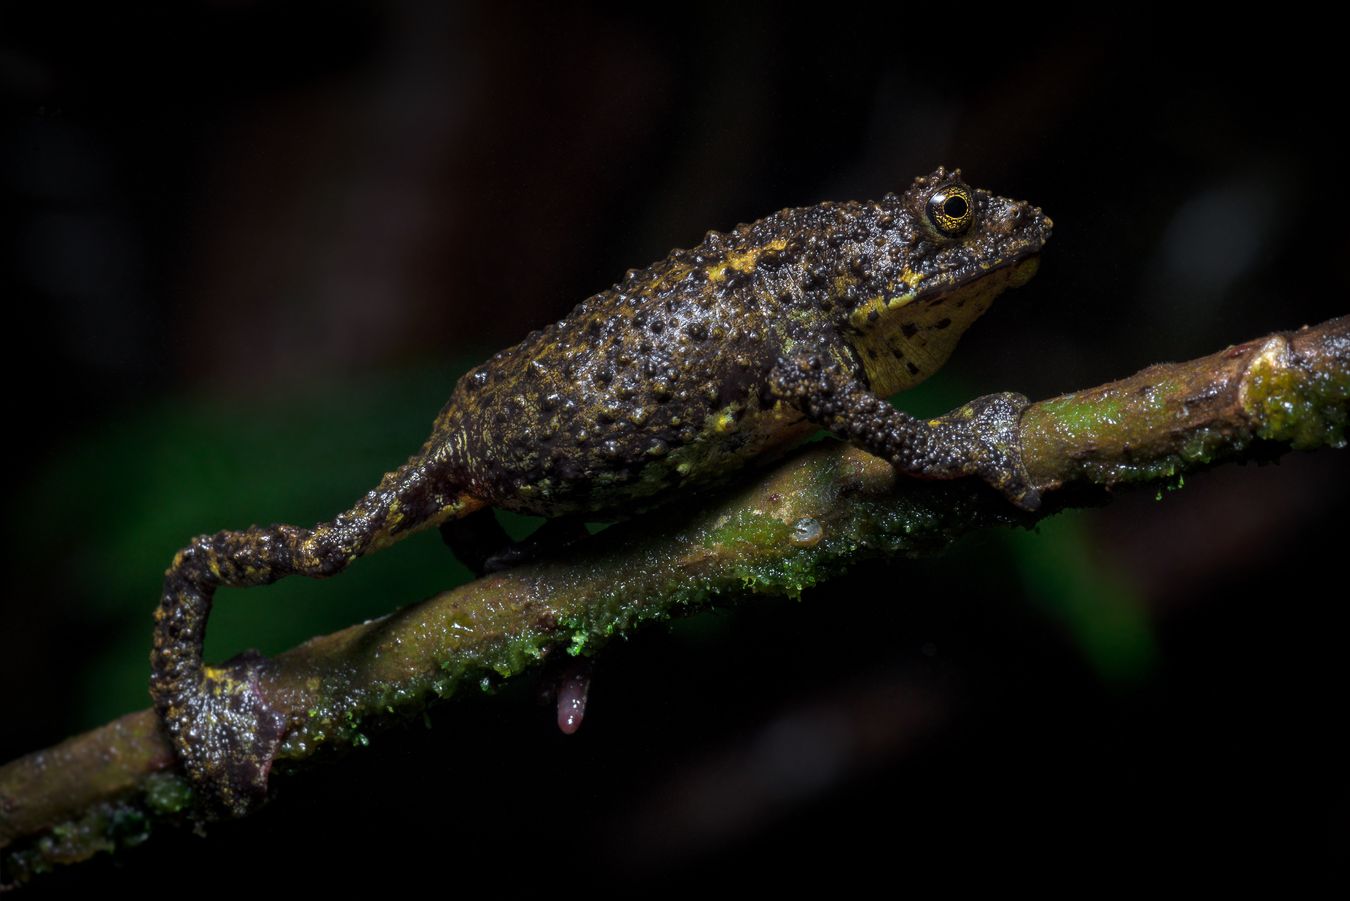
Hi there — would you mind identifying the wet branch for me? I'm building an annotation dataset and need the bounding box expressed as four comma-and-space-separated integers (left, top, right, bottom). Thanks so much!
3, 315, 1347, 883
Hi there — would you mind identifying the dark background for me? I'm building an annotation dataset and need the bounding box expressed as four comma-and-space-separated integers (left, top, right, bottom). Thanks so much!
2, 3, 1345, 888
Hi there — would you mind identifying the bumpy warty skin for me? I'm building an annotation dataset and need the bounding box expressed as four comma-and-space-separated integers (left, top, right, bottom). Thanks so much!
428, 167, 1051, 517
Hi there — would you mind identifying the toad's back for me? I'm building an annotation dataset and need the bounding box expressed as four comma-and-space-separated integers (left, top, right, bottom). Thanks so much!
433, 202, 864, 516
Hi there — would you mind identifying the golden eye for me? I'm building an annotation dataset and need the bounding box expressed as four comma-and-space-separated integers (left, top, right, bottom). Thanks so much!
926, 184, 974, 237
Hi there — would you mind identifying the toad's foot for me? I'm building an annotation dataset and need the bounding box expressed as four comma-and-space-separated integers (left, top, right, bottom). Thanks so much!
929, 391, 1041, 511
158, 650, 287, 818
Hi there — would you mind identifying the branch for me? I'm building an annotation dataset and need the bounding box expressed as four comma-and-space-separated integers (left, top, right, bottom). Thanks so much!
3, 316, 1347, 884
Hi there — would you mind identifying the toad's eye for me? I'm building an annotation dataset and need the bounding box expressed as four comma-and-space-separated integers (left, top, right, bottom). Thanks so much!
926, 184, 974, 237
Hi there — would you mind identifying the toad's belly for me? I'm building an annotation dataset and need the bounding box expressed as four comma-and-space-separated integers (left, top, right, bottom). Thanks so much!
479, 396, 817, 519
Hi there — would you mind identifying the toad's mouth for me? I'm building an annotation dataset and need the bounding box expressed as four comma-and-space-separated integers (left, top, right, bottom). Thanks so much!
927, 250, 1042, 294
908, 253, 1040, 313
850, 252, 1042, 329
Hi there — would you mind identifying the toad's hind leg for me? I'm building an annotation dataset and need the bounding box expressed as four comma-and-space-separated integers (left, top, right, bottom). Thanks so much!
440, 510, 590, 576
150, 456, 485, 816
438, 506, 512, 576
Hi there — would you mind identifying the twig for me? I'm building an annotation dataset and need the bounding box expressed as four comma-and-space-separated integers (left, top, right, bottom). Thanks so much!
2, 315, 1346, 885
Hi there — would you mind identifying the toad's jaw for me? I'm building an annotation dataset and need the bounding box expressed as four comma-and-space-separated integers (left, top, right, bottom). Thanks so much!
847, 255, 1041, 397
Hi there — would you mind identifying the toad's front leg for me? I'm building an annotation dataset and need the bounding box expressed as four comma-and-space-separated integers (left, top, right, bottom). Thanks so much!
768, 353, 1041, 510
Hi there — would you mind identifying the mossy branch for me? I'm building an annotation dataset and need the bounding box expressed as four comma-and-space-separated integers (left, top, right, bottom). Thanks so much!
3, 315, 1347, 884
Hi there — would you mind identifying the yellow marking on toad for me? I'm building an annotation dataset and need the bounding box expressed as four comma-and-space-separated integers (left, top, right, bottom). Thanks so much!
847, 268, 926, 331
707, 238, 788, 283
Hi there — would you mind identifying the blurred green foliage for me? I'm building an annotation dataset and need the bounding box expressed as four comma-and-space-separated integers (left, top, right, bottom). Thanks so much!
1006, 513, 1156, 684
